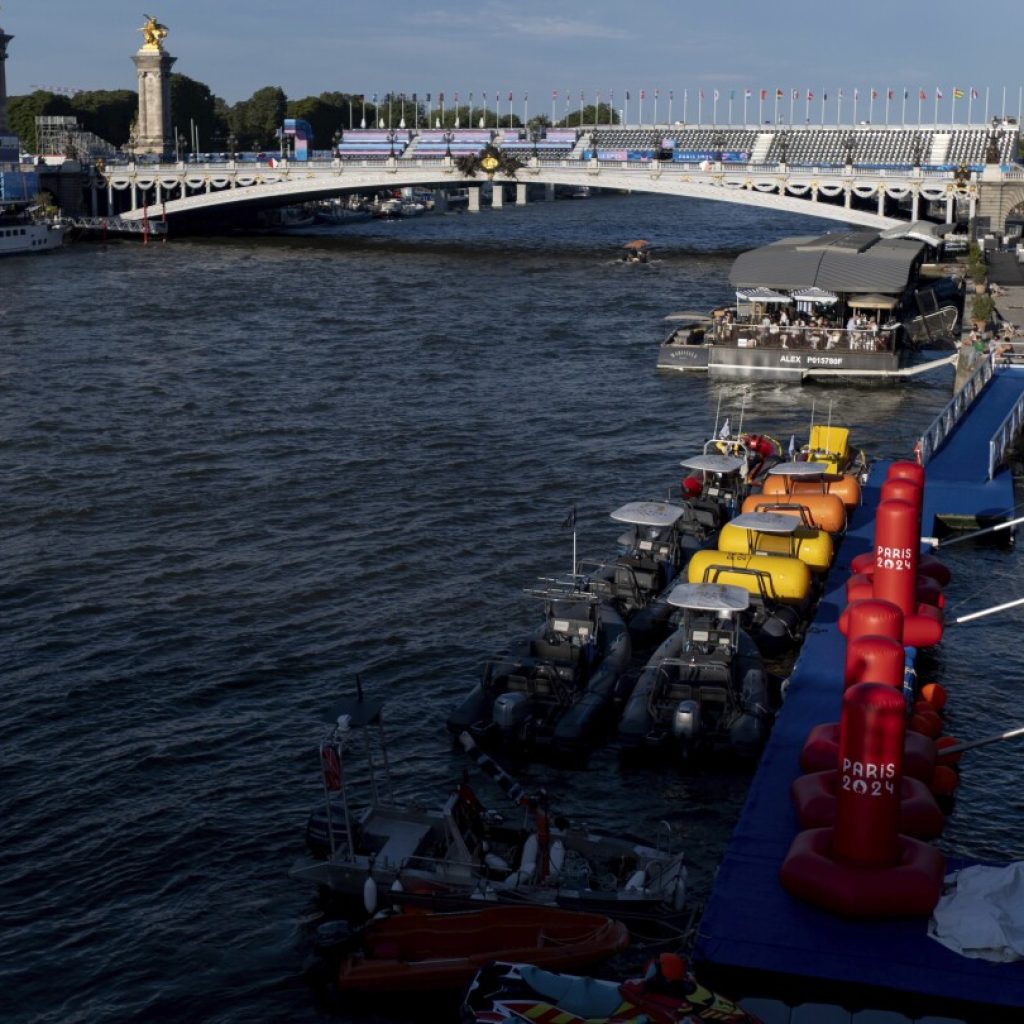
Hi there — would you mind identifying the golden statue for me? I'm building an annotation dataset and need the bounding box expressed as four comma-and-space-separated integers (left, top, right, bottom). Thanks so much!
139, 14, 168, 50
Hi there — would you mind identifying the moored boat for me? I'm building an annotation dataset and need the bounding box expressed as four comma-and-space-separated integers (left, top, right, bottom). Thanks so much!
462, 957, 761, 1023
656, 227, 964, 382
446, 578, 631, 758
330, 905, 630, 992
0, 203, 66, 256
618, 583, 770, 760
294, 693, 688, 920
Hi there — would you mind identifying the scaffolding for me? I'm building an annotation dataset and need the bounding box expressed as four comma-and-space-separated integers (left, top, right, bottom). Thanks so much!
35, 116, 117, 159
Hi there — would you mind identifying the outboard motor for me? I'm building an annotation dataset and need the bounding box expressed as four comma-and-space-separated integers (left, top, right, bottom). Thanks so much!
493, 691, 531, 737
672, 699, 701, 742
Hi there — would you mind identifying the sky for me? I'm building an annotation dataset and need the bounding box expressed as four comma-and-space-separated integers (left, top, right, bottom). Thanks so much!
3, 0, 1024, 123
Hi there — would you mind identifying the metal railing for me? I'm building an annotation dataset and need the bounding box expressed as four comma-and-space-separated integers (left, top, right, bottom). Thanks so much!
988, 377, 1024, 479
916, 353, 994, 465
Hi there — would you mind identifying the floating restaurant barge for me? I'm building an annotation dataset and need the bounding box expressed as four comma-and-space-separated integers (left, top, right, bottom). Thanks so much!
659, 225, 963, 382
694, 358, 1024, 1021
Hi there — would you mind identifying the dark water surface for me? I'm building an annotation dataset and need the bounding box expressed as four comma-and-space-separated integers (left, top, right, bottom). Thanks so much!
2, 194, 1021, 1023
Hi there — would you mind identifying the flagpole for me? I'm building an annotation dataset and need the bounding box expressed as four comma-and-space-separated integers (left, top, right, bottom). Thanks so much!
743, 92, 748, 127
698, 92, 703, 126
773, 91, 779, 125
820, 90, 825, 126
523, 93, 528, 126
837, 90, 841, 126
984, 86, 990, 124
967, 89, 973, 125
683, 89, 688, 125
551, 91, 555, 124
934, 90, 939, 127
713, 92, 718, 126
885, 88, 890, 126
901, 89, 907, 127
668, 91, 673, 125
789, 90, 794, 125
639, 89, 643, 124
853, 90, 858, 124
869, 91, 874, 124
917, 90, 922, 127
654, 90, 658, 125
951, 90, 957, 126
728, 92, 733, 126
1002, 85, 1007, 118
758, 92, 763, 126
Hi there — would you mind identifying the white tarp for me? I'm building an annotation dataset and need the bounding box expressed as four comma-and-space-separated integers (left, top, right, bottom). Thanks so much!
928, 862, 1024, 962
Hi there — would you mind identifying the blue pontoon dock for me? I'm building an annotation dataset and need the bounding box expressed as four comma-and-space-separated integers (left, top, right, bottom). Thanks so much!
694, 360, 1024, 1023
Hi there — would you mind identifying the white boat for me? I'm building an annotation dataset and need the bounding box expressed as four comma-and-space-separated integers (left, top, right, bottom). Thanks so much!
0, 206, 65, 256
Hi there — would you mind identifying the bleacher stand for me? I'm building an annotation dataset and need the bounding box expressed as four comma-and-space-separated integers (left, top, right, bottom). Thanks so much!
414, 129, 492, 158
335, 129, 410, 159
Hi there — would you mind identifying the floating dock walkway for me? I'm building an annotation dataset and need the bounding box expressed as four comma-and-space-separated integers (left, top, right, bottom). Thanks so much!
694, 359, 1024, 1023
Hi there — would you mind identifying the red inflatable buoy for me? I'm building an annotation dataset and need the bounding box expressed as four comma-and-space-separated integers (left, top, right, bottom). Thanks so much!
800, 721, 936, 782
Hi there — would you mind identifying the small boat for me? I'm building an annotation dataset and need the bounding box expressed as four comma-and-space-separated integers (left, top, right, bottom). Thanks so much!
331, 906, 630, 992
294, 692, 688, 921
583, 500, 715, 651
446, 578, 632, 758
622, 239, 651, 264
462, 958, 761, 1023
256, 204, 316, 231
686, 513, 817, 657
618, 583, 771, 760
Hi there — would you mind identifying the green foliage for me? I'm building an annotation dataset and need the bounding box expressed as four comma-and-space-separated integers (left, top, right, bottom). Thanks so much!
7, 91, 73, 151
68, 90, 136, 147
228, 85, 287, 149
285, 96, 340, 146
558, 104, 619, 128
971, 292, 995, 323
170, 74, 228, 153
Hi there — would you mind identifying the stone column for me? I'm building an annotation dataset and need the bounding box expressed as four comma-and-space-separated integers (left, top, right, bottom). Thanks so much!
132, 46, 176, 156
491, 183, 504, 208
515, 182, 527, 206
467, 186, 480, 212
0, 25, 13, 132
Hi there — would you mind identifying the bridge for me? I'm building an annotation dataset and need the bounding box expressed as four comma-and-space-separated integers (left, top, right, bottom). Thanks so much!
99, 124, 1024, 232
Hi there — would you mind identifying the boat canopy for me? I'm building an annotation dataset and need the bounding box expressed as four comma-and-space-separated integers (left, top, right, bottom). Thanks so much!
736, 287, 791, 303
623, 239, 650, 250
664, 310, 714, 323
769, 461, 828, 479
792, 286, 838, 304
610, 501, 686, 528
680, 453, 745, 475
729, 229, 925, 295
728, 511, 801, 535
667, 582, 750, 613
847, 293, 900, 309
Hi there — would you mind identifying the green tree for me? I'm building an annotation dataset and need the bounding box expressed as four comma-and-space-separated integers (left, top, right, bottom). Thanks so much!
559, 104, 618, 128
6, 91, 73, 152
170, 74, 228, 154
285, 96, 340, 147
69, 89, 136, 147
229, 86, 287, 149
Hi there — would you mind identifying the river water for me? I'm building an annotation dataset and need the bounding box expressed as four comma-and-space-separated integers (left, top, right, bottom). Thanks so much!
2, 193, 1021, 1023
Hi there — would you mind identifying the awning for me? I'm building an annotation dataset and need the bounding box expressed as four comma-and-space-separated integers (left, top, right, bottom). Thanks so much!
736, 287, 792, 304
880, 221, 954, 246
623, 239, 650, 249
792, 286, 838, 304
848, 293, 899, 309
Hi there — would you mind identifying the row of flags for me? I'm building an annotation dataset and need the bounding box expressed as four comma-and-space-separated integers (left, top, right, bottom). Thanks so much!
364, 88, 983, 104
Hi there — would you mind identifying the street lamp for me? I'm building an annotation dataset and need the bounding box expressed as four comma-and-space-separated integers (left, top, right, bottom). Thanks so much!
387, 129, 397, 158
713, 132, 724, 164
175, 130, 184, 163
228, 133, 237, 161
443, 130, 454, 158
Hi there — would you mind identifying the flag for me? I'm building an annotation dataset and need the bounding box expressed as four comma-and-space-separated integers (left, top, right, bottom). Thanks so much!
745, 88, 752, 98
320, 742, 342, 792
640, 89, 645, 100
904, 88, 909, 99
936, 88, 943, 99
788, 435, 796, 459
823, 92, 828, 101
792, 88, 799, 100
714, 89, 720, 101
838, 88, 844, 99
760, 89, 767, 100
372, 92, 377, 102
887, 88, 894, 100
626, 90, 630, 101
655, 89, 660, 99
729, 89, 735, 100
562, 506, 577, 529
524, 92, 527, 101
854, 88, 859, 100
953, 88, 964, 99
719, 418, 731, 439
808, 90, 814, 101
775, 88, 784, 99
454, 92, 458, 102
552, 89, 557, 99
971, 87, 978, 100
919, 88, 926, 100
700, 89, 705, 100
669, 90, 673, 100
871, 89, 878, 100
439, 92, 444, 102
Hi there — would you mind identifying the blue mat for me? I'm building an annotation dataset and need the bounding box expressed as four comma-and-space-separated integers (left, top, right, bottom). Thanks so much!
694, 462, 1024, 1013
920, 367, 1024, 533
